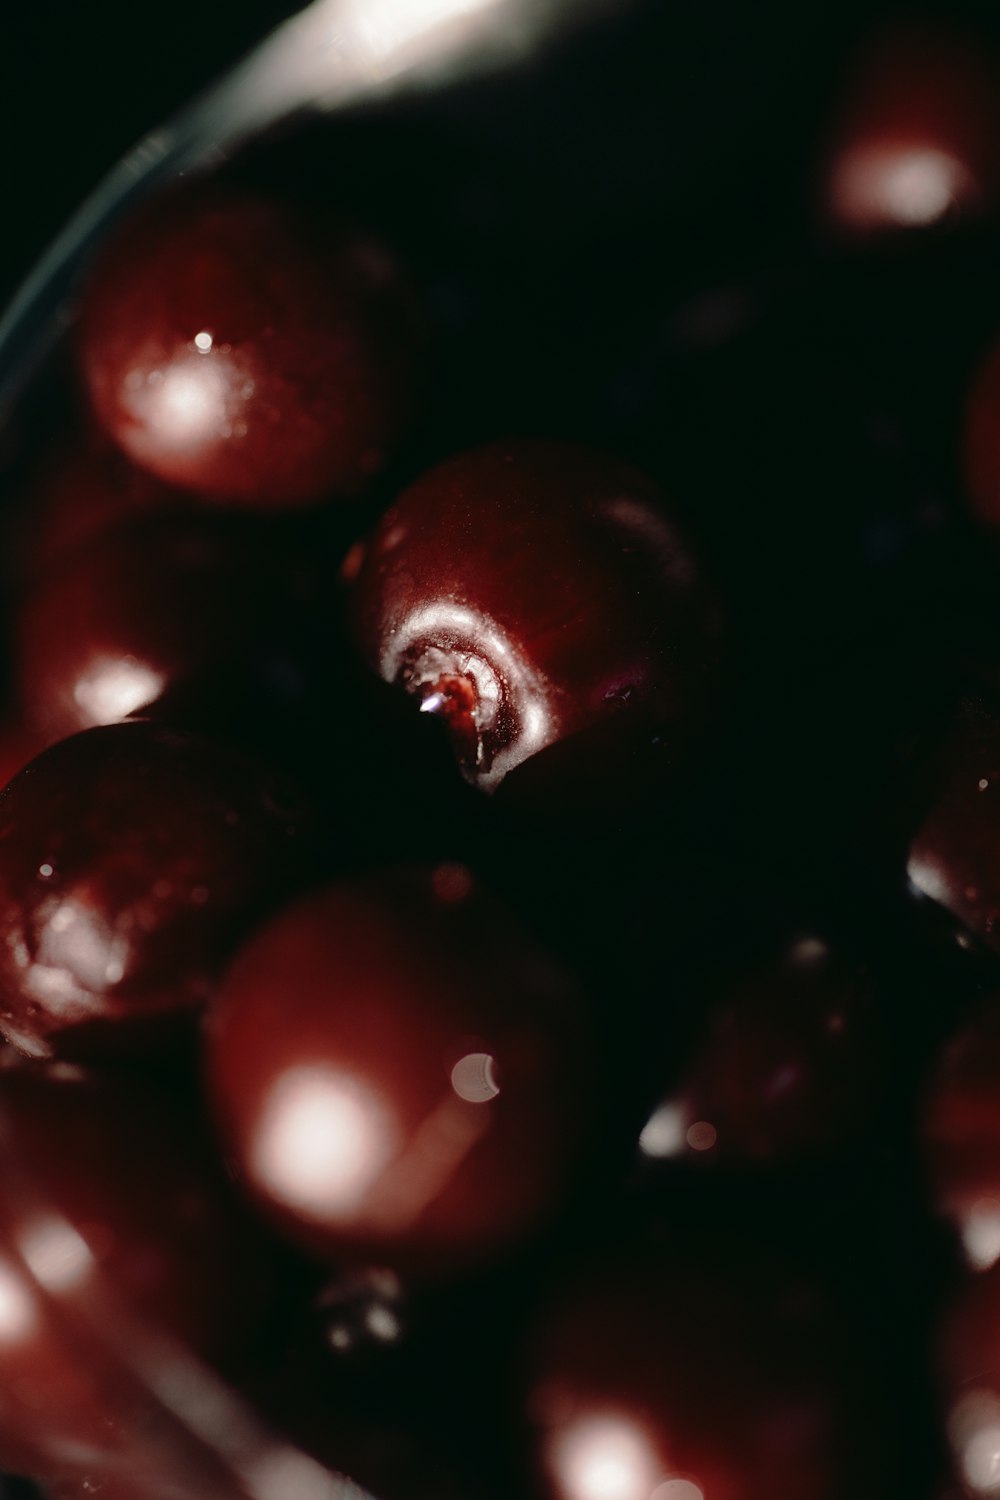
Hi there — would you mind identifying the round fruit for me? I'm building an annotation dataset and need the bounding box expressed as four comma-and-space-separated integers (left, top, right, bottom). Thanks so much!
78, 188, 422, 507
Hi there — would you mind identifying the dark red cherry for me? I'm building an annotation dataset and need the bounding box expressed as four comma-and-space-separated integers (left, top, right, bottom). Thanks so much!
637, 935, 880, 1167
922, 998, 1000, 1271
203, 867, 595, 1270
0, 722, 312, 1058
937, 1262, 1000, 1495
527, 1241, 877, 1500
77, 187, 422, 507
348, 441, 720, 797
15, 511, 320, 741
0, 1065, 272, 1481
906, 699, 1000, 956
822, 20, 999, 237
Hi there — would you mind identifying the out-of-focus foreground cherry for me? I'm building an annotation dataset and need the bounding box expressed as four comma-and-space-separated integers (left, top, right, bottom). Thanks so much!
348, 441, 721, 799
936, 1261, 1000, 1497
14, 510, 320, 742
77, 188, 422, 507
923, 998, 1000, 1272
822, 20, 999, 237
204, 867, 596, 1270
0, 1065, 273, 1483
526, 1239, 886, 1500
0, 722, 312, 1058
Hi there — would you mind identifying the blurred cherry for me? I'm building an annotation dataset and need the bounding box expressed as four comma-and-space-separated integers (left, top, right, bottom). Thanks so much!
0, 722, 313, 1058
348, 441, 721, 800
204, 867, 595, 1270
822, 21, 999, 238
0, 1065, 272, 1482
15, 511, 321, 742
78, 187, 422, 507
527, 1239, 885, 1500
906, 699, 1000, 957
936, 1261, 1000, 1497
637, 933, 880, 1167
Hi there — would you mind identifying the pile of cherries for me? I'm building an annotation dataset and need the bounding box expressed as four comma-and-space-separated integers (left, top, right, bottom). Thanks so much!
12, 3, 1000, 1496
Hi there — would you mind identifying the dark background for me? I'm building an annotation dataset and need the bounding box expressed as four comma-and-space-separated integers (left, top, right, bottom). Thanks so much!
0, 0, 931, 311
4, 0, 1000, 319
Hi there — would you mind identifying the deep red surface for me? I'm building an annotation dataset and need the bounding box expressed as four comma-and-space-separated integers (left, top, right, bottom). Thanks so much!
923, 998, 1000, 1271
0, 722, 312, 1057
527, 1241, 875, 1500
0, 1066, 272, 1482
15, 510, 319, 741
348, 440, 721, 797
78, 188, 422, 507
642, 935, 880, 1166
204, 867, 595, 1269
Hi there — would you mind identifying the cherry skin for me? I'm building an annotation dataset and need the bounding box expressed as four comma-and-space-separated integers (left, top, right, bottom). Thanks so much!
0, 722, 312, 1058
936, 1262, 1000, 1496
906, 699, 1000, 957
203, 867, 596, 1271
821, 20, 1000, 238
0, 1065, 272, 1483
347, 441, 720, 797
638, 934, 880, 1167
527, 1240, 879, 1500
922, 998, 1000, 1272
77, 187, 422, 507
14, 510, 320, 742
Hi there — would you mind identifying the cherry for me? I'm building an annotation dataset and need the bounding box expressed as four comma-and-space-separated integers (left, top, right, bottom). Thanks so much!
14, 510, 321, 742
922, 998, 1000, 1272
527, 1239, 880, 1500
347, 441, 720, 798
203, 867, 596, 1270
637, 934, 880, 1167
821, 20, 999, 237
0, 1065, 272, 1482
906, 699, 1000, 957
936, 1262, 1000, 1496
77, 187, 422, 507
0, 722, 313, 1058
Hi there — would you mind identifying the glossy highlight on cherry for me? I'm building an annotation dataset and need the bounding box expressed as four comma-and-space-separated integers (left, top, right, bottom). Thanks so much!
348, 440, 721, 798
